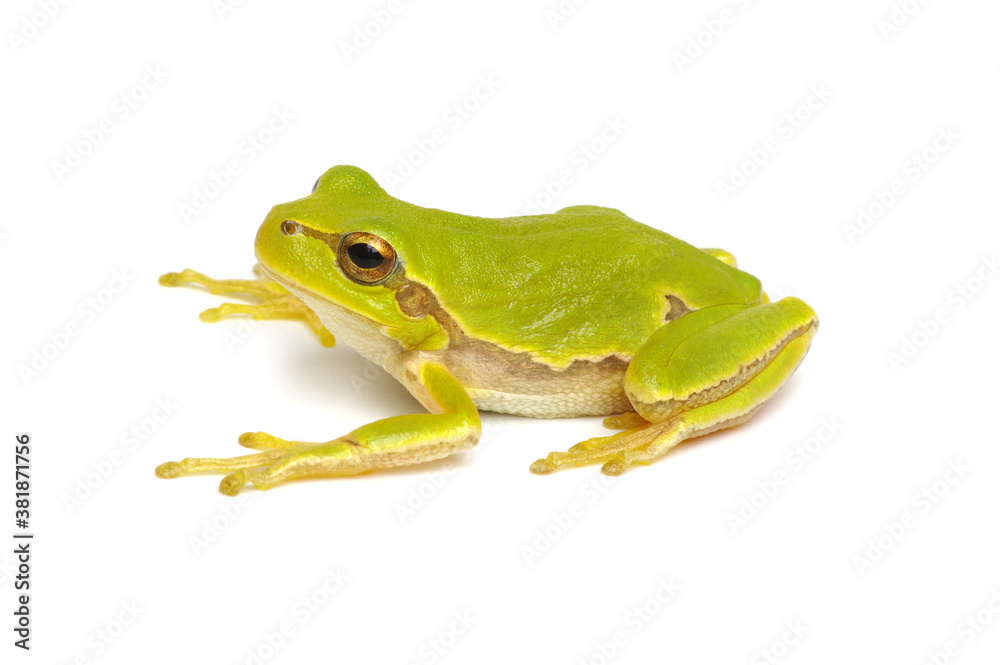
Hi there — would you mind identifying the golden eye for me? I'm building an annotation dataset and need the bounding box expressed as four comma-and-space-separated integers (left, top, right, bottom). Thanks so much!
338, 231, 397, 284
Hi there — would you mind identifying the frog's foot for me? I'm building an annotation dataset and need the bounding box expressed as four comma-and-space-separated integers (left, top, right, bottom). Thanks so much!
160, 267, 334, 347
160, 267, 287, 299
198, 300, 334, 347
157, 423, 476, 496
531, 297, 818, 476
155, 437, 366, 496
559, 412, 647, 452
237, 431, 303, 450
155, 362, 482, 495
599, 412, 649, 432
530, 418, 686, 475
155, 447, 293, 482
529, 396, 762, 477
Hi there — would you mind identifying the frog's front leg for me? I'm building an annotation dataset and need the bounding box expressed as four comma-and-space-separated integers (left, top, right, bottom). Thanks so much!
155, 362, 481, 495
530, 297, 818, 475
160, 267, 334, 346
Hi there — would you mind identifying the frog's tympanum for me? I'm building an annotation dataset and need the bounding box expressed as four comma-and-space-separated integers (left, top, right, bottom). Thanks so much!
156, 166, 818, 495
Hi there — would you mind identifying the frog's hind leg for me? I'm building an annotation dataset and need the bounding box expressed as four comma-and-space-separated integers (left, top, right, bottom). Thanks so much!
160, 267, 334, 346
599, 326, 811, 475
530, 297, 818, 475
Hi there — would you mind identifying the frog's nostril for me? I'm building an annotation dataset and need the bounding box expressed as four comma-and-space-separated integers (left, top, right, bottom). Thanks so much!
280, 220, 301, 236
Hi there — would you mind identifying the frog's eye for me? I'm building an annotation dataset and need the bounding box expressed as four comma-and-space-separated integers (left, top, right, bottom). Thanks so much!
338, 231, 397, 284
311, 176, 321, 193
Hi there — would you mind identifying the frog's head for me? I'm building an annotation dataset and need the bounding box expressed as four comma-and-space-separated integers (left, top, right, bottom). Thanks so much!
254, 165, 445, 349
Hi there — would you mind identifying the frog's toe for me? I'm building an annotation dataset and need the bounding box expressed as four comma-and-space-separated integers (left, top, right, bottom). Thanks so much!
220, 466, 284, 495
313, 325, 337, 347
600, 450, 650, 476
529, 446, 623, 474
566, 441, 590, 453
219, 471, 249, 496
219, 469, 251, 496
158, 271, 185, 287
198, 306, 225, 322
153, 449, 287, 481
530, 434, 636, 474
238, 431, 300, 450
601, 457, 627, 476
155, 461, 183, 479
601, 412, 648, 431
567, 432, 623, 452
529, 458, 557, 474
159, 269, 218, 288
198, 302, 276, 323
531, 419, 687, 475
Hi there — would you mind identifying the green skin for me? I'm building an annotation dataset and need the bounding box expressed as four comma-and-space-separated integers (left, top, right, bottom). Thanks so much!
156, 166, 818, 496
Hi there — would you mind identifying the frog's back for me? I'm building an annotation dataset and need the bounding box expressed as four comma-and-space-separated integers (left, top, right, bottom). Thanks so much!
375, 199, 762, 367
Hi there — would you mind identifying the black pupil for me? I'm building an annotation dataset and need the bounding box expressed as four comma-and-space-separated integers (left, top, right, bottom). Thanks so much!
348, 243, 383, 269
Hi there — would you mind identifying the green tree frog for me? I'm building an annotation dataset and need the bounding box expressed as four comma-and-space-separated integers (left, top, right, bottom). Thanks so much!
156, 166, 818, 495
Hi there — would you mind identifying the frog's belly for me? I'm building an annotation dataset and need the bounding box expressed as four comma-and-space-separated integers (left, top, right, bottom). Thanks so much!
431, 327, 635, 418
466, 384, 632, 419
279, 278, 634, 419
449, 352, 633, 419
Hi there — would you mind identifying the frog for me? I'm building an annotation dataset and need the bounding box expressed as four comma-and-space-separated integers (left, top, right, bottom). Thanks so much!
155, 165, 818, 495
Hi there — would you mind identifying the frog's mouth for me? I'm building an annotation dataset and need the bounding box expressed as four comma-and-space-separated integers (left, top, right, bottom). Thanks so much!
256, 264, 339, 314
258, 263, 402, 336
255, 263, 299, 294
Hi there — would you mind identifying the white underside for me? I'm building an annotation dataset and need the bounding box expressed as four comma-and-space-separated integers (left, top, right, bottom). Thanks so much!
271, 275, 628, 419
283, 284, 402, 369
467, 387, 631, 419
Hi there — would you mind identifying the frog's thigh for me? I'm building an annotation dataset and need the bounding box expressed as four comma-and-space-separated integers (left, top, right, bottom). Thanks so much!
605, 325, 813, 473
530, 298, 817, 474
613, 298, 817, 465
626, 297, 817, 421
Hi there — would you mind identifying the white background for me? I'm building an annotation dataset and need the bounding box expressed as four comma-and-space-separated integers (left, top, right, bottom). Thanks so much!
4, 0, 1000, 663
